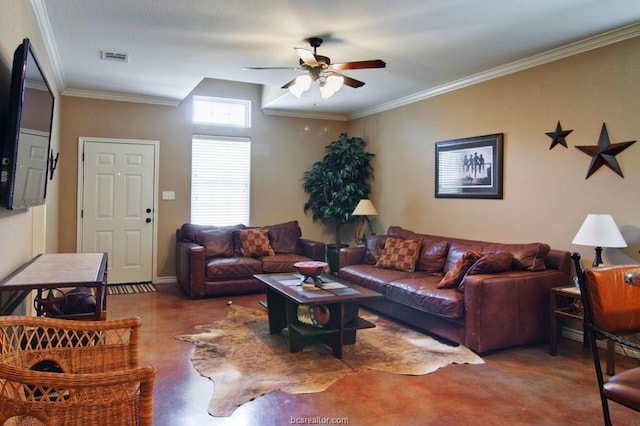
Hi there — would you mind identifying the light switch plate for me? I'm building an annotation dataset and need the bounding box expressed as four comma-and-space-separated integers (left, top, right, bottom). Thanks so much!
162, 191, 175, 200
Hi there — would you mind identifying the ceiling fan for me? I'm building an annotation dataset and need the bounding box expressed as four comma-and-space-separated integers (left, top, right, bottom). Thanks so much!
242, 37, 386, 98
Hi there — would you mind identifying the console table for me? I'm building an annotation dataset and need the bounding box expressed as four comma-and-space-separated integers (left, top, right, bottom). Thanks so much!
0, 253, 108, 320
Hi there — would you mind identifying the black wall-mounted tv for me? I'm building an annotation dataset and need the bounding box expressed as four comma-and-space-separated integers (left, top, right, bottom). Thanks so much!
1, 38, 55, 210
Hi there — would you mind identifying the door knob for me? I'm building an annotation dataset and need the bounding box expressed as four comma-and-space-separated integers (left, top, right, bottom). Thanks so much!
146, 208, 152, 213
145, 218, 152, 223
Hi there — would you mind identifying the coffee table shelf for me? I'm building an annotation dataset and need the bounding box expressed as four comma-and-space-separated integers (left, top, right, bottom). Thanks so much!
255, 273, 382, 358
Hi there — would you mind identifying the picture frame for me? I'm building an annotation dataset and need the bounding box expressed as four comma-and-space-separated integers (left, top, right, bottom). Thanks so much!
435, 133, 504, 199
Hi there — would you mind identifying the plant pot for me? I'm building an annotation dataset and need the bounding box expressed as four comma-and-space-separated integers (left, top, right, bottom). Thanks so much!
326, 243, 349, 275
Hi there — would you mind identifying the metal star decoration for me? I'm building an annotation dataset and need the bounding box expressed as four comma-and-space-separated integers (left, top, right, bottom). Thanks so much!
545, 121, 573, 149
575, 123, 636, 179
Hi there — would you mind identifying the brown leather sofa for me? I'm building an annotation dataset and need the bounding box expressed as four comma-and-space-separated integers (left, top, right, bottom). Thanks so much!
338, 226, 572, 354
176, 221, 326, 298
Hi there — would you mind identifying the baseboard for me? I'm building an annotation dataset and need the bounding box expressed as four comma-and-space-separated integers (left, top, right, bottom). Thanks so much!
153, 276, 176, 285
561, 326, 640, 359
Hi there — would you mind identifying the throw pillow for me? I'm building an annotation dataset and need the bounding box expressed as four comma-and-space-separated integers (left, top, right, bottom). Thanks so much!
483, 242, 550, 271
375, 237, 423, 272
437, 250, 484, 289
458, 252, 514, 292
238, 228, 275, 258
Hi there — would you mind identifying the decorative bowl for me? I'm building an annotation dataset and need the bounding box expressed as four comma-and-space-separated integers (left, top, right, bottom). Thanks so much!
294, 261, 328, 277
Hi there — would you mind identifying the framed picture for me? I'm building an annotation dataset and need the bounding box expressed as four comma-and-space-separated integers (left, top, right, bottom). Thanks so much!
435, 133, 504, 199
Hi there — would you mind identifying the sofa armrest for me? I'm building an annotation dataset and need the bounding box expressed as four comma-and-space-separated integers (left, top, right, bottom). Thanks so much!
462, 269, 569, 353
338, 246, 367, 269
300, 239, 326, 261
545, 249, 571, 276
175, 241, 206, 299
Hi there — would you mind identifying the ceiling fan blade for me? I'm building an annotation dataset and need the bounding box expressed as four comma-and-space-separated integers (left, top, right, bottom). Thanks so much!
330, 72, 365, 88
330, 59, 386, 70
294, 47, 319, 67
281, 78, 297, 89
242, 66, 299, 70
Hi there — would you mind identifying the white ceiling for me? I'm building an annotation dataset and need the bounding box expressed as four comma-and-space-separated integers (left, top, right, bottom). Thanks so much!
35, 0, 640, 119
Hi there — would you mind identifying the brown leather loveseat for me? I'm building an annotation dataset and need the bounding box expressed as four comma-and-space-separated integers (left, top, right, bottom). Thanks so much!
338, 226, 571, 354
176, 220, 326, 298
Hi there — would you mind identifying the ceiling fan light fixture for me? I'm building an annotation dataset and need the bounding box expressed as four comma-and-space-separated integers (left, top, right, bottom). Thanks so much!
289, 74, 313, 98
319, 75, 344, 99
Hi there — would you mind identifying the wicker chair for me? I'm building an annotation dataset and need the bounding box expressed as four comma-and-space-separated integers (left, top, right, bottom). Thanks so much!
0, 316, 156, 425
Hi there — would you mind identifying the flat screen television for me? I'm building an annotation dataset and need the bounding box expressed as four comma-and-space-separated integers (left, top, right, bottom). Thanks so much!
1, 38, 55, 210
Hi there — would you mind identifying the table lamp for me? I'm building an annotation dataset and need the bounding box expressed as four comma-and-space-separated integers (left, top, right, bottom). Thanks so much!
572, 214, 627, 267
352, 199, 379, 245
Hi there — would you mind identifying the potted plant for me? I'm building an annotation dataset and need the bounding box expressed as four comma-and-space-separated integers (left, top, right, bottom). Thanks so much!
302, 133, 375, 273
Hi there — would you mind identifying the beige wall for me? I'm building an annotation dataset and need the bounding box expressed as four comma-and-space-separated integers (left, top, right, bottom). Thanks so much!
0, 2, 60, 280
348, 36, 640, 267
59, 79, 347, 278
3, 2, 639, 284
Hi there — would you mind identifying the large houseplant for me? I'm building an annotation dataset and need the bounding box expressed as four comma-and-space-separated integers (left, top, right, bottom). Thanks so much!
302, 133, 375, 271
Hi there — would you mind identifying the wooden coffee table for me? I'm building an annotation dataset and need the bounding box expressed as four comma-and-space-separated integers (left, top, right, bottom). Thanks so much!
254, 273, 382, 358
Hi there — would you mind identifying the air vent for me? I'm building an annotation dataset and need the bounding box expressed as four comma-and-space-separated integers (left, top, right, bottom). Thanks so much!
101, 50, 129, 62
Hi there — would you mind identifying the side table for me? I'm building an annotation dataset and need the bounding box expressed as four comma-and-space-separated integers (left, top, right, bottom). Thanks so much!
550, 285, 615, 375
0, 253, 108, 320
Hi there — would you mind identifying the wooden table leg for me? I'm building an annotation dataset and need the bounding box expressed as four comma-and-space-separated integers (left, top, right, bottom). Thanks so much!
550, 292, 558, 355
606, 340, 615, 376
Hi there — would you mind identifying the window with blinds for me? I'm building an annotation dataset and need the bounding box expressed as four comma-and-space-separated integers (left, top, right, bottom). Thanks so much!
190, 136, 251, 225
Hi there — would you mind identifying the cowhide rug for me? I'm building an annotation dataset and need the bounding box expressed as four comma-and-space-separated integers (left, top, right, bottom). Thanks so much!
175, 304, 483, 417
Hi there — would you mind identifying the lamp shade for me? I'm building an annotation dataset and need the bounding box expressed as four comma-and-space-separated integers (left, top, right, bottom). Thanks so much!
572, 214, 627, 248
351, 199, 379, 216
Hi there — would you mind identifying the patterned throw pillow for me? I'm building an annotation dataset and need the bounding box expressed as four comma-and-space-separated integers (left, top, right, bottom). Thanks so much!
437, 250, 484, 289
238, 228, 275, 258
375, 237, 423, 272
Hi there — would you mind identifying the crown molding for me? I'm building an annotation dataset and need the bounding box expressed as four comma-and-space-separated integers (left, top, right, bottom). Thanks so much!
63, 88, 180, 106
261, 108, 349, 121
31, 0, 65, 93
349, 22, 640, 120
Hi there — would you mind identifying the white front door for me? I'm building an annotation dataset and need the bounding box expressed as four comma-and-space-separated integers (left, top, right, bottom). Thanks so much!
78, 138, 158, 284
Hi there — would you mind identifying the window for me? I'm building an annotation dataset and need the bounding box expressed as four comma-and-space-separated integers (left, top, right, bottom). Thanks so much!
191, 136, 250, 226
192, 96, 251, 127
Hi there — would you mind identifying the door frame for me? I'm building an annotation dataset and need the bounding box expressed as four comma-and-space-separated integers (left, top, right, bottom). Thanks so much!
76, 137, 160, 283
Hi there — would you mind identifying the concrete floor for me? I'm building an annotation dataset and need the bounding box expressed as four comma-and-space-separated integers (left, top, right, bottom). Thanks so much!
108, 282, 640, 426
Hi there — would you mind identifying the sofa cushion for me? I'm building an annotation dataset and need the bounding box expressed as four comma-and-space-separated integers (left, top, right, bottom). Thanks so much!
483, 242, 550, 271
339, 264, 416, 295
438, 250, 484, 289
194, 225, 244, 258
237, 228, 275, 257
376, 237, 423, 272
180, 223, 210, 242
205, 257, 262, 279
363, 234, 389, 265
417, 240, 450, 273
386, 277, 465, 319
267, 221, 302, 254
261, 253, 310, 273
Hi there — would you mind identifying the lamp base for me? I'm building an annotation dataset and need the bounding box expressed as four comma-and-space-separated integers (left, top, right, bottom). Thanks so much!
593, 246, 603, 267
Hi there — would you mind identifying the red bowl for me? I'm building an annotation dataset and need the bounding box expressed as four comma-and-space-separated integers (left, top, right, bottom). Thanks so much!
294, 261, 328, 276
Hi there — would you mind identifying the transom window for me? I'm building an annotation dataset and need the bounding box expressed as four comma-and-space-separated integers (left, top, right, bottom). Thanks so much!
192, 96, 251, 128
